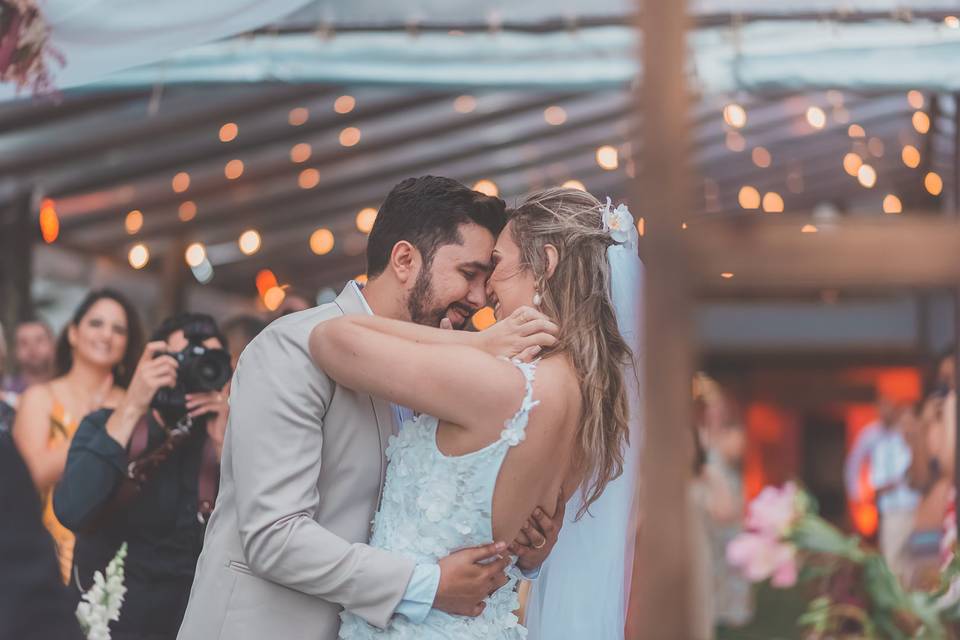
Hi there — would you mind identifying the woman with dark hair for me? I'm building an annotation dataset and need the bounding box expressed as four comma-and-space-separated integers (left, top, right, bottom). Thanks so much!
13, 288, 143, 582
55, 312, 230, 640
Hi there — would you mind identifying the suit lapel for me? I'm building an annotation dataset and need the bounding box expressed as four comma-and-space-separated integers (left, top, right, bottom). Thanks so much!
333, 282, 393, 501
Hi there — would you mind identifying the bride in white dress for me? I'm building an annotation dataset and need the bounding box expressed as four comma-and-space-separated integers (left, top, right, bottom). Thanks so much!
309, 187, 637, 639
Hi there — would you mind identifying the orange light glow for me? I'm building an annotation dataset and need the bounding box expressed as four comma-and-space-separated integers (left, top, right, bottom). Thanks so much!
39, 198, 59, 243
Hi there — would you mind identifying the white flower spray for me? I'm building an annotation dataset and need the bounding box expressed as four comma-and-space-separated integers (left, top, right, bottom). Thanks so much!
75, 542, 128, 640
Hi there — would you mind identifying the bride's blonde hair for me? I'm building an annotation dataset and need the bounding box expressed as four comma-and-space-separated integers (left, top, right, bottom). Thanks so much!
508, 187, 633, 518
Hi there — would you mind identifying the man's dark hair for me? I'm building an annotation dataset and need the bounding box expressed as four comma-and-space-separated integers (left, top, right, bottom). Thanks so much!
366, 176, 507, 278
151, 312, 226, 348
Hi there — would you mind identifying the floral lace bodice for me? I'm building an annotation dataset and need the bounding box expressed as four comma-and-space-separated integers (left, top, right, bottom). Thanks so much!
339, 359, 539, 639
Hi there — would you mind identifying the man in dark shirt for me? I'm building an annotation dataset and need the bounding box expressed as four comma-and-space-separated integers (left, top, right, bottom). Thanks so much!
54, 313, 230, 640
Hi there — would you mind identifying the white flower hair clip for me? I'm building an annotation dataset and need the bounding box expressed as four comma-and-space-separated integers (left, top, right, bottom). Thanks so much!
601, 197, 639, 250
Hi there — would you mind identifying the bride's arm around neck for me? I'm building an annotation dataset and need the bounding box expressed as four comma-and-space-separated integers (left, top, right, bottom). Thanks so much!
308, 314, 563, 436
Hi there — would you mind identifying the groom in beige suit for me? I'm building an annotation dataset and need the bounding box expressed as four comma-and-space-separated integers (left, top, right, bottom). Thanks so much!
178, 177, 560, 640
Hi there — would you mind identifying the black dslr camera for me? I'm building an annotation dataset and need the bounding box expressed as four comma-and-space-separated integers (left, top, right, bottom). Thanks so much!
150, 340, 232, 421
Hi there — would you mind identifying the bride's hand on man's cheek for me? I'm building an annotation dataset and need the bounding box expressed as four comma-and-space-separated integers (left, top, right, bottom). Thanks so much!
474, 306, 558, 362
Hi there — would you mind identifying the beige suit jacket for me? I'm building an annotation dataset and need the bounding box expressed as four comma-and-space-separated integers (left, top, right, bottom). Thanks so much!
177, 285, 414, 640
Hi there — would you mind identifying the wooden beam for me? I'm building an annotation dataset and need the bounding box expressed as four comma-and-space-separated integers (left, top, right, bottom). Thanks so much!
687, 215, 960, 292
631, 0, 695, 638
0, 190, 34, 332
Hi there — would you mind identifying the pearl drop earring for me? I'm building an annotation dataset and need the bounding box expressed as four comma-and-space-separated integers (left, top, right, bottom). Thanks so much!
532, 291, 542, 307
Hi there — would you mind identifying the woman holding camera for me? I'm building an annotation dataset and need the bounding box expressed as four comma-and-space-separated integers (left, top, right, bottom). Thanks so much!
14, 289, 143, 583
54, 313, 230, 640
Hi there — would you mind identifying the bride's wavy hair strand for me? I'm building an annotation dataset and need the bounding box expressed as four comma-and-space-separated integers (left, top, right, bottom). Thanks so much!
507, 187, 634, 519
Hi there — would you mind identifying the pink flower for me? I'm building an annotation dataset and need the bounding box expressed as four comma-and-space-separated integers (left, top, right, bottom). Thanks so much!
726, 532, 798, 588
746, 482, 798, 537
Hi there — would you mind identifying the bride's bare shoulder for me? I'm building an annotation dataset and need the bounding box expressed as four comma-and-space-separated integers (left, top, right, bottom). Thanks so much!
529, 356, 581, 423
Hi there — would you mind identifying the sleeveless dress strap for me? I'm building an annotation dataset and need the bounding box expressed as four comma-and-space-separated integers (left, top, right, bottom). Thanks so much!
498, 358, 540, 447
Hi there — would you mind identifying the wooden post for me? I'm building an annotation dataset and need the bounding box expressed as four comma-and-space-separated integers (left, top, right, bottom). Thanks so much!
953, 93, 960, 534
160, 238, 188, 319
631, 0, 695, 638
0, 190, 34, 335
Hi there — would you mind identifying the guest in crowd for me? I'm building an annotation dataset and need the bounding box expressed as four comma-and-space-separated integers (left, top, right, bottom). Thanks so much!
0, 322, 16, 434
3, 318, 56, 403
869, 398, 920, 581
221, 314, 266, 370
55, 312, 230, 640
274, 287, 313, 318
0, 436, 84, 640
13, 289, 143, 582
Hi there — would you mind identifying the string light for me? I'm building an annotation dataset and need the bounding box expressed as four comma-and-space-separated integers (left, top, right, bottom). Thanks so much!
453, 95, 477, 113
762, 192, 784, 213
185, 242, 207, 268
843, 152, 863, 176
751, 147, 772, 168
882, 194, 902, 214
596, 145, 619, 170
901, 145, 921, 168
725, 131, 746, 152
720, 272, 734, 279
925, 171, 943, 195
806, 106, 827, 129
544, 106, 567, 126
472, 307, 496, 330
945, 15, 960, 28
472, 179, 499, 196
857, 164, 877, 188
238, 230, 262, 255
310, 228, 335, 255
290, 143, 311, 163
125, 210, 143, 235
913, 111, 931, 134
288, 107, 309, 126
255, 269, 278, 297
128, 243, 149, 269
178, 201, 197, 222
848, 124, 866, 138
219, 123, 238, 143
39, 198, 59, 244
832, 107, 850, 124
172, 172, 190, 193
637, 218, 645, 237
224, 159, 244, 180
299, 168, 320, 189
354, 274, 369, 285
801, 224, 818, 233
334, 95, 356, 114
722, 103, 747, 128
339, 127, 361, 147
562, 179, 586, 191
867, 137, 885, 158
907, 90, 925, 110
356, 207, 378, 233
263, 286, 286, 311
738, 186, 761, 210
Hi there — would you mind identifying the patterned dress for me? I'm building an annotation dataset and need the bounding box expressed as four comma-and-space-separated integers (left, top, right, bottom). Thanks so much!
339, 359, 539, 639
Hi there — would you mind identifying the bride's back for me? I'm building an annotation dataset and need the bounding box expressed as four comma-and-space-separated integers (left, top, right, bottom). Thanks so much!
435, 354, 582, 543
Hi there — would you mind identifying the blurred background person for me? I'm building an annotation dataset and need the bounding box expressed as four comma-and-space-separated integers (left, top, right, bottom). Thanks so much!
54, 312, 231, 640
0, 435, 84, 640
3, 318, 56, 407
13, 289, 143, 582
692, 373, 752, 635
869, 398, 920, 582
0, 322, 16, 435
274, 287, 313, 318
221, 314, 266, 370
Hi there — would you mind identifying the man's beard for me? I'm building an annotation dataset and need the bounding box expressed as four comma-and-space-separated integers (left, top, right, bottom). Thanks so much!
406, 268, 473, 329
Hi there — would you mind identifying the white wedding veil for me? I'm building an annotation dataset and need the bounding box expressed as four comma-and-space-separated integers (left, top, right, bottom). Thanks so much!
524, 198, 644, 640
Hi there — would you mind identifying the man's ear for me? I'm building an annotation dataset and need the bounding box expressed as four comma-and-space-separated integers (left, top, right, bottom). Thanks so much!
544, 244, 559, 280
389, 240, 421, 284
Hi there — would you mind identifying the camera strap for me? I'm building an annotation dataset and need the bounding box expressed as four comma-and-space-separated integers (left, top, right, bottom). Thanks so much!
81, 414, 219, 533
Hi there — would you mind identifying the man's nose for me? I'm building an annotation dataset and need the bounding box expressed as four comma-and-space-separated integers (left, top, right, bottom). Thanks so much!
466, 281, 487, 309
